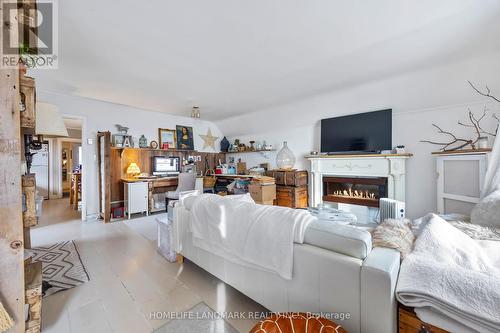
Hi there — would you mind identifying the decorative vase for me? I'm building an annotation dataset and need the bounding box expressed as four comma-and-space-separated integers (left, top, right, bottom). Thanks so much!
220, 136, 230, 152
477, 137, 488, 149
276, 141, 295, 170
19, 60, 27, 77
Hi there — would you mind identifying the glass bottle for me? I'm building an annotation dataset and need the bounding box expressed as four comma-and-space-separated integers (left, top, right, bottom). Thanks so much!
276, 141, 295, 169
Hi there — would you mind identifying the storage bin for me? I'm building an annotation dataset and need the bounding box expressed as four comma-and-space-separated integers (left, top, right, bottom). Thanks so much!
157, 216, 176, 262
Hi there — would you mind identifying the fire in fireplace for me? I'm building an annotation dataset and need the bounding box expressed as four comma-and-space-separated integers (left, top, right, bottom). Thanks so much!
323, 176, 388, 207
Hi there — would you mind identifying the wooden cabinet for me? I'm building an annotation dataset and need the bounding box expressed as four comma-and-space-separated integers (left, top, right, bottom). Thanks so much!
275, 185, 308, 208
399, 305, 449, 333
97, 133, 225, 222
124, 182, 149, 219
266, 170, 308, 187
20, 76, 36, 130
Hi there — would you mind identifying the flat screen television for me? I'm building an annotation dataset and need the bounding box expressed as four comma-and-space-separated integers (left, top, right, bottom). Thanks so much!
320, 109, 392, 153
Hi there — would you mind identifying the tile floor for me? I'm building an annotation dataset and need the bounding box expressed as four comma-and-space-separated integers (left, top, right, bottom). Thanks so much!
32, 198, 266, 333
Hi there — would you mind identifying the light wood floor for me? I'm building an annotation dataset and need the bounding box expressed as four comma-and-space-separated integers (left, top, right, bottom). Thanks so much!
32, 198, 265, 333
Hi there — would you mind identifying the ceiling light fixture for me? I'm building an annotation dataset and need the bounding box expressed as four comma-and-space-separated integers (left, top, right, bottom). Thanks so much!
191, 106, 200, 118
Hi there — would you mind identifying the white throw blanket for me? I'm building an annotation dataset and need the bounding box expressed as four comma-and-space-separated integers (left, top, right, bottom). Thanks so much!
189, 194, 316, 279
397, 214, 500, 333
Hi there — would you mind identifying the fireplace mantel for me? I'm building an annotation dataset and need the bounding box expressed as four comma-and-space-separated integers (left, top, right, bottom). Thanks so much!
306, 153, 412, 207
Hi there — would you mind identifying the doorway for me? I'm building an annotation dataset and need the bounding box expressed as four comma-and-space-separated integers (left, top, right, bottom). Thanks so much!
40, 117, 84, 226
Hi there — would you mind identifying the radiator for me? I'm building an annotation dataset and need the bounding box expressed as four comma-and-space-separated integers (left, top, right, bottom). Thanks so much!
379, 198, 405, 222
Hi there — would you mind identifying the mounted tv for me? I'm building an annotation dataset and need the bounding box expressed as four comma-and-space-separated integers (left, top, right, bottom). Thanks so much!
320, 109, 392, 154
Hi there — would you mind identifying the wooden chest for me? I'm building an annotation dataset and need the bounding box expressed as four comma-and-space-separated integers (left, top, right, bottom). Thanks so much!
399, 305, 449, 333
266, 170, 308, 187
275, 185, 308, 208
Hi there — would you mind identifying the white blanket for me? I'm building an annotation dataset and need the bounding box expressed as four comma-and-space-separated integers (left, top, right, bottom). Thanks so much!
189, 194, 316, 279
397, 214, 500, 333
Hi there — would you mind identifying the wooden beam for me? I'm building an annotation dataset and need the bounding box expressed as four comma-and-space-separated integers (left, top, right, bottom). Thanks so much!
0, 0, 25, 330
97, 131, 111, 222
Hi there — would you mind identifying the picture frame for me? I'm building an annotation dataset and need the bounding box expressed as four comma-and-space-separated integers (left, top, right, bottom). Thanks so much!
158, 128, 176, 149
176, 125, 194, 150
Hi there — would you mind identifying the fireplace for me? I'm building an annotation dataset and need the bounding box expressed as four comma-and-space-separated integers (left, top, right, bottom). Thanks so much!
307, 154, 410, 209
322, 176, 388, 208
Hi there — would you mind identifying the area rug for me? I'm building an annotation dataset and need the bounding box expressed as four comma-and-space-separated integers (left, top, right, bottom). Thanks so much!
154, 302, 239, 333
27, 241, 90, 297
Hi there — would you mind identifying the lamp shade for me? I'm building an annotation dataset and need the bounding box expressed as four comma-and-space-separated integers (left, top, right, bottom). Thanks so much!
126, 162, 141, 176
36, 102, 69, 137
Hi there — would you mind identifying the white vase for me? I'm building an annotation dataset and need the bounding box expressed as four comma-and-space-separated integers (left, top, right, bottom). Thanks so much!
276, 141, 295, 169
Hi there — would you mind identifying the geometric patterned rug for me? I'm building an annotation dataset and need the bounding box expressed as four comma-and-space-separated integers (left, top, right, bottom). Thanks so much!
27, 241, 90, 297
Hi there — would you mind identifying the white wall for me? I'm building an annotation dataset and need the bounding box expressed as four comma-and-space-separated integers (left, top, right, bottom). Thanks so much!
37, 90, 224, 219
217, 51, 500, 219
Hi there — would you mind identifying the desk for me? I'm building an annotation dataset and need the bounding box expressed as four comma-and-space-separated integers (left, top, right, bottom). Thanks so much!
122, 177, 179, 214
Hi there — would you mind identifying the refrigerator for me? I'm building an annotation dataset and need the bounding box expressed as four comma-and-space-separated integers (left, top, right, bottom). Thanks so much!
31, 142, 49, 199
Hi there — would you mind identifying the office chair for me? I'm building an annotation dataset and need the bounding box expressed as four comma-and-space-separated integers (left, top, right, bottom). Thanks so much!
165, 172, 197, 206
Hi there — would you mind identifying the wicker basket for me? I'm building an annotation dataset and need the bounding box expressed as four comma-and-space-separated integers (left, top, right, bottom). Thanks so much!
203, 169, 216, 188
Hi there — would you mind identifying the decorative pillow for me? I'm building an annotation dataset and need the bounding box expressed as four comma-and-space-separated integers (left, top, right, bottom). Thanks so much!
372, 218, 415, 258
471, 189, 500, 228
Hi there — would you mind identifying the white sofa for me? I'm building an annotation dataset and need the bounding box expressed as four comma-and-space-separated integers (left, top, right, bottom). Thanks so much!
173, 199, 401, 333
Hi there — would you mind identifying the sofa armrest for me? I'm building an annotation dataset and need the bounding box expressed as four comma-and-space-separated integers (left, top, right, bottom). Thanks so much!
360, 247, 400, 333
304, 222, 372, 260
172, 205, 190, 253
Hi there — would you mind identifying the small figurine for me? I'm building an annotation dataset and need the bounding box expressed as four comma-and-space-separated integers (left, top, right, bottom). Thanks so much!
115, 124, 129, 134
220, 136, 230, 152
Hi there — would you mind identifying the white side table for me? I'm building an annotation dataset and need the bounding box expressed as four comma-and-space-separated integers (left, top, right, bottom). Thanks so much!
124, 181, 149, 219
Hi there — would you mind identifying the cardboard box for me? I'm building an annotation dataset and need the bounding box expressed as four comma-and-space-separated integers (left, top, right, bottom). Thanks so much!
248, 183, 276, 202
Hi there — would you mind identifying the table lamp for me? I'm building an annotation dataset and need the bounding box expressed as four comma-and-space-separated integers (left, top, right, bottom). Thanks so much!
36, 102, 69, 138
127, 162, 141, 177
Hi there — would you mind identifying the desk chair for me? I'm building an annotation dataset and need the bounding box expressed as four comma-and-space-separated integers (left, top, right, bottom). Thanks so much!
166, 172, 197, 206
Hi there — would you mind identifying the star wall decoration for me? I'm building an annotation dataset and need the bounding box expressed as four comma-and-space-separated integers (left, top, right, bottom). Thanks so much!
199, 128, 219, 150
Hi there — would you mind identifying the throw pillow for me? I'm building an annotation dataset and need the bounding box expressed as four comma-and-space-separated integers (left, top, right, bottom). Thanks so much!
471, 189, 500, 228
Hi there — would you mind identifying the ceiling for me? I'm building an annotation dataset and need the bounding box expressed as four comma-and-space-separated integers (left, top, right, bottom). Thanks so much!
33, 0, 500, 121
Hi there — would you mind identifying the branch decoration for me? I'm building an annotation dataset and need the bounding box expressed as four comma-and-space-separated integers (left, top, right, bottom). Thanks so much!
421, 81, 499, 152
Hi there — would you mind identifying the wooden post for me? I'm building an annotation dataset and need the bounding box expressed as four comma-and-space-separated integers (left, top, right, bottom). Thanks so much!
0, 0, 26, 330
97, 131, 111, 222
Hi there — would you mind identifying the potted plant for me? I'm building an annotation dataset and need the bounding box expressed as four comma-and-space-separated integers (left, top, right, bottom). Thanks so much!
18, 43, 37, 77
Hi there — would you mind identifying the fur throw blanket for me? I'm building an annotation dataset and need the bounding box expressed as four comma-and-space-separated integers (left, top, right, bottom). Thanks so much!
371, 218, 415, 258
372, 215, 500, 258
